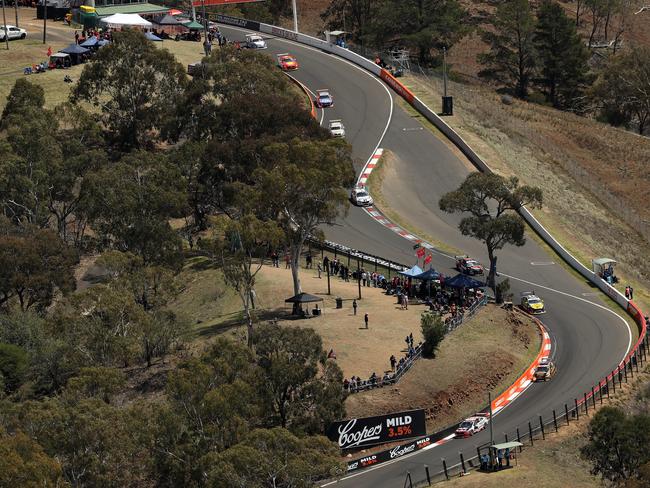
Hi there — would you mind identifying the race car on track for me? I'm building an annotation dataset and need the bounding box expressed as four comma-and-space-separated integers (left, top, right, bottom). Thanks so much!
245, 34, 267, 49
520, 292, 545, 314
315, 89, 334, 108
277, 53, 299, 70
329, 119, 346, 138
534, 357, 557, 382
455, 413, 489, 438
350, 187, 373, 207
455, 255, 484, 275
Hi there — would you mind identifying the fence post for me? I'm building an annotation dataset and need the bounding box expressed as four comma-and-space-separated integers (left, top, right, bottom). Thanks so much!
624, 361, 628, 382
599, 382, 603, 405
425, 465, 431, 486
606, 376, 610, 399
612, 370, 616, 393
584, 393, 588, 415
528, 421, 534, 446
405, 472, 413, 488
634, 353, 639, 373
442, 459, 449, 480
565, 404, 570, 425
592, 386, 596, 409
539, 415, 545, 440
504, 433, 508, 443
553, 410, 558, 432
575, 399, 579, 420
460, 453, 467, 475
630, 357, 634, 377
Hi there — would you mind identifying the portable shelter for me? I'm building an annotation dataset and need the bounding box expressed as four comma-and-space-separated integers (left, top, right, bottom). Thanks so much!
399, 265, 423, 278
154, 14, 186, 35
182, 20, 204, 30
100, 13, 152, 28
97, 39, 110, 47
414, 269, 440, 281
145, 32, 163, 42
285, 292, 323, 317
444, 273, 485, 289
80, 36, 98, 48
60, 43, 90, 65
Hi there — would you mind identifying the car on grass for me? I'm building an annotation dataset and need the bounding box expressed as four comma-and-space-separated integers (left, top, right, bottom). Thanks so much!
329, 119, 345, 138
0, 25, 27, 41
277, 53, 299, 70
315, 89, 333, 108
455, 414, 489, 438
520, 292, 545, 314
245, 34, 267, 49
455, 255, 484, 275
350, 187, 373, 207
534, 357, 557, 382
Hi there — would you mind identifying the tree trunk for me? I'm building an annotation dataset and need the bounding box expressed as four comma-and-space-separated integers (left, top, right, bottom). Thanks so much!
290, 241, 303, 314
487, 249, 498, 293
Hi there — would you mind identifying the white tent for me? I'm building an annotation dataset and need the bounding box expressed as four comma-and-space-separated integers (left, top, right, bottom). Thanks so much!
100, 13, 152, 28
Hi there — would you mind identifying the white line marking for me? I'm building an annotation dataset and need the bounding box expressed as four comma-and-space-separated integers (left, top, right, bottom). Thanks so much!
531, 261, 555, 266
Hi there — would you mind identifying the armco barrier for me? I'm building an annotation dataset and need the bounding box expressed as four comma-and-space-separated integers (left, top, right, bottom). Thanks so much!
216, 17, 647, 481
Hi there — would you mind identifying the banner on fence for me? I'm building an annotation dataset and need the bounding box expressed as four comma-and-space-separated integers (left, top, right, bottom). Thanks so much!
346, 435, 434, 472
213, 13, 261, 31
327, 409, 426, 450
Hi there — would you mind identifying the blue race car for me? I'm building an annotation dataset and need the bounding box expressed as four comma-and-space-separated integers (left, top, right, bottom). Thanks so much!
316, 89, 334, 108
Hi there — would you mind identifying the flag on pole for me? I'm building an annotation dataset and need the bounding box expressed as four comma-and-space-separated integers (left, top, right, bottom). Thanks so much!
47, 46, 52, 57
424, 254, 432, 265
416, 247, 425, 258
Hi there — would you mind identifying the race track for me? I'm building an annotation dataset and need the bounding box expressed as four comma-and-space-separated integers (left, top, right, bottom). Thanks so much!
218, 26, 632, 487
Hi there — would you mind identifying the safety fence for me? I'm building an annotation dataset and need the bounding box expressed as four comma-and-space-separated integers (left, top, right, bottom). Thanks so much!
214, 15, 648, 483
444, 294, 488, 334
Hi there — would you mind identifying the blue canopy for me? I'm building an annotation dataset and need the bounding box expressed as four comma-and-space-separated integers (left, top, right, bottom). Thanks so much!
80, 36, 98, 47
98, 39, 110, 47
60, 43, 89, 55
399, 265, 423, 278
414, 268, 440, 281
444, 273, 485, 289
145, 32, 163, 42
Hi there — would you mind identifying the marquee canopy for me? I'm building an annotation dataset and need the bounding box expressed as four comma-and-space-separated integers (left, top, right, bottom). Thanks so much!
100, 13, 153, 27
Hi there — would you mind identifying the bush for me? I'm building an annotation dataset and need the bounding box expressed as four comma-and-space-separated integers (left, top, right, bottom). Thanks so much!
495, 278, 512, 304
421, 313, 446, 358
0, 343, 29, 394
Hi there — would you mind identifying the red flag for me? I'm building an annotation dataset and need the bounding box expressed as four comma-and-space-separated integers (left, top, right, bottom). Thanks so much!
416, 247, 425, 258
424, 254, 432, 265
47, 46, 52, 57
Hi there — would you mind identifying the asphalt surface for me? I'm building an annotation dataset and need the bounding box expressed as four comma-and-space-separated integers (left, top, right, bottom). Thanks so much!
219, 26, 633, 487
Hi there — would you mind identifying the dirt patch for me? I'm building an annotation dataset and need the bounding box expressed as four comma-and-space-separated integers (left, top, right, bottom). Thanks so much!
345, 306, 540, 433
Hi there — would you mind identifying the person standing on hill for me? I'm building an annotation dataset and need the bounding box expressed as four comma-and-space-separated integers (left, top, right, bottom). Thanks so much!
364, 313, 369, 329
352, 299, 357, 315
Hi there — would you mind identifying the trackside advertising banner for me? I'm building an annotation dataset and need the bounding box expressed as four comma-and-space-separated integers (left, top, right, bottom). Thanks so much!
327, 409, 426, 450
347, 435, 434, 473
194, 0, 264, 6
213, 13, 261, 31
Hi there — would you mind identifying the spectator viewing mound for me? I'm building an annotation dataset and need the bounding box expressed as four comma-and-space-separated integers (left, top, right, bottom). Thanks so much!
345, 306, 540, 435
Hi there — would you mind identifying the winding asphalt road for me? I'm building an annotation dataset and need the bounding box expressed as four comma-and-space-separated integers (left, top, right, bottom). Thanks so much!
218, 26, 632, 487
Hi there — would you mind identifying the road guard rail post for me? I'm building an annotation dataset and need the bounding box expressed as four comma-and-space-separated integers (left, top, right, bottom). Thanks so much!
215, 16, 648, 484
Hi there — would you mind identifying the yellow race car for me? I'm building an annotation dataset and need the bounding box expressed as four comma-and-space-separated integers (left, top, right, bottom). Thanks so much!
520, 292, 545, 314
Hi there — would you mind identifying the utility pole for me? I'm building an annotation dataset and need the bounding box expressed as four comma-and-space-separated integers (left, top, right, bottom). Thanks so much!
42, 0, 47, 44
13, 0, 17, 27
2, 0, 8, 50
201, 0, 209, 56
441, 46, 453, 116
291, 0, 298, 32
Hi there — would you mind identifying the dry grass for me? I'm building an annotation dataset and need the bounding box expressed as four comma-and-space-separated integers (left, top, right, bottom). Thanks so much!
346, 306, 541, 433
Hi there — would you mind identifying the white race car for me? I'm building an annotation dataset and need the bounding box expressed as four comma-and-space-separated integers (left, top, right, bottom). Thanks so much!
245, 34, 267, 49
329, 119, 345, 138
455, 414, 489, 438
350, 187, 373, 207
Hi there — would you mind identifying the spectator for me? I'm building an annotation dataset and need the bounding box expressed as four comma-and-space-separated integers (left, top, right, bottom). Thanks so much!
390, 354, 396, 370
328, 349, 337, 360
306, 252, 312, 269
317, 261, 322, 278
364, 313, 369, 329
352, 299, 357, 315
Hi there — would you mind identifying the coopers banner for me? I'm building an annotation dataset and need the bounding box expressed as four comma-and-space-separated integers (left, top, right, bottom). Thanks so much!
346, 435, 434, 473
212, 14, 261, 31
193, 0, 264, 6
327, 409, 426, 450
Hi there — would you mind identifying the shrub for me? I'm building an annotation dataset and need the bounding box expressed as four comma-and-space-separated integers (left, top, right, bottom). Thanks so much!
421, 313, 446, 358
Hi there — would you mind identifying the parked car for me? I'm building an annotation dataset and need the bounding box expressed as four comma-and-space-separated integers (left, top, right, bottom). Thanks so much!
0, 25, 27, 41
